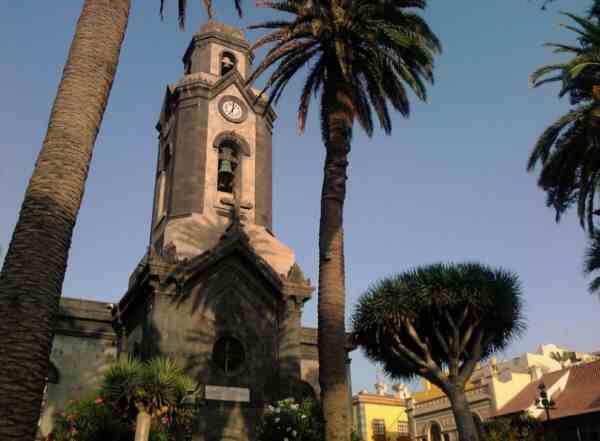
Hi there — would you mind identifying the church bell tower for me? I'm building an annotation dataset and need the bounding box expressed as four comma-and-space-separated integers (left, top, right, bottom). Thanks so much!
41, 21, 354, 441
149, 21, 294, 275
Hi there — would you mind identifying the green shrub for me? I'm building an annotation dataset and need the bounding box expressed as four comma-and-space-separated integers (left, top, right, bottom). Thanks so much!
44, 356, 199, 441
257, 399, 324, 441
43, 395, 132, 441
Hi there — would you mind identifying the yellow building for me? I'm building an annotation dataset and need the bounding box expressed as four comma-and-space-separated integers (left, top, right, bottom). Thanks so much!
352, 381, 411, 441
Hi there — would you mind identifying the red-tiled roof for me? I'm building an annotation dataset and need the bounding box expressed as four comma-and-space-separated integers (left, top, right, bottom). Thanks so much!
496, 360, 600, 420
551, 359, 600, 419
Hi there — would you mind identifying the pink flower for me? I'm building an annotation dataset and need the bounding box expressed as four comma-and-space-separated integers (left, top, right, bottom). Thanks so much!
95, 397, 104, 405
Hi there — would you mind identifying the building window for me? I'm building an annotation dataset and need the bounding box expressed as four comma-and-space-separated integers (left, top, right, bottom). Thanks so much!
397, 421, 409, 434
372, 419, 386, 440
212, 336, 245, 374
217, 141, 239, 194
156, 145, 171, 220
221, 52, 237, 76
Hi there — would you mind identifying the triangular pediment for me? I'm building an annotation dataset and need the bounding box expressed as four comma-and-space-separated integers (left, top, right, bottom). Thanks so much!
209, 70, 275, 119
170, 226, 285, 297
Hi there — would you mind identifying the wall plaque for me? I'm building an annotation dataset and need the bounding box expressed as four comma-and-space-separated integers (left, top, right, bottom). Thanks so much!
205, 385, 250, 402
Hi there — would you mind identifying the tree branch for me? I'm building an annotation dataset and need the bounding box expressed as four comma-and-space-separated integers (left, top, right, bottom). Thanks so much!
457, 329, 484, 385
458, 320, 479, 354
402, 318, 430, 355
390, 334, 428, 369
390, 332, 445, 384
433, 325, 450, 354
444, 310, 460, 361
456, 306, 470, 329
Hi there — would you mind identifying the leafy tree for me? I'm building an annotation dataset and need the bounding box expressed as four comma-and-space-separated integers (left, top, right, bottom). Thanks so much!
352, 263, 525, 441
528, 11, 600, 232
247, 3, 440, 441
0, 1, 239, 438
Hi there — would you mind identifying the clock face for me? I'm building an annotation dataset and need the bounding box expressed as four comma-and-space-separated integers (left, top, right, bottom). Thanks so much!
221, 98, 244, 122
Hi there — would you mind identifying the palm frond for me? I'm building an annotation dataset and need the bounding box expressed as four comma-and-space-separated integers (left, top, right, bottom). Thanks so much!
528, 110, 582, 170
584, 233, 600, 295
248, 0, 440, 144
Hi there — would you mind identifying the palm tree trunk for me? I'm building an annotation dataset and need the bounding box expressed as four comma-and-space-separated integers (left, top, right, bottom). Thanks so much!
0, 0, 130, 439
446, 385, 480, 441
135, 409, 152, 441
318, 70, 354, 441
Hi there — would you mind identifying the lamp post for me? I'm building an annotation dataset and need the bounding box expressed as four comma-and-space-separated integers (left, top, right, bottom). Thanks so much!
534, 383, 556, 421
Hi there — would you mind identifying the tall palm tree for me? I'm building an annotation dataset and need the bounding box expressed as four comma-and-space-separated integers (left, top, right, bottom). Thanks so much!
163, 0, 244, 21
247, 2, 440, 441
0, 2, 130, 439
0, 1, 219, 439
584, 232, 600, 294
528, 12, 600, 232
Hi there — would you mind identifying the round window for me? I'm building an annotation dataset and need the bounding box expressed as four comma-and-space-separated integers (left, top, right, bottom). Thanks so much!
212, 336, 245, 374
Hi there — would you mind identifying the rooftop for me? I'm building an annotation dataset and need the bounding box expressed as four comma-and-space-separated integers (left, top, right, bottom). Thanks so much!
496, 359, 600, 420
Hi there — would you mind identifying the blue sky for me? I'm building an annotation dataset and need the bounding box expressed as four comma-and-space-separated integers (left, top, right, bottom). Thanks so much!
1, 0, 599, 395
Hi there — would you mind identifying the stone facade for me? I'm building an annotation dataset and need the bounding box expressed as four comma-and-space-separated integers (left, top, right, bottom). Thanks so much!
42, 20, 354, 441
39, 299, 117, 436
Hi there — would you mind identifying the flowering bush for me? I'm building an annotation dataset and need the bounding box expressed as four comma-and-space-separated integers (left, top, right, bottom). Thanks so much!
257, 399, 324, 441
43, 395, 131, 441
43, 394, 182, 441
43, 356, 199, 441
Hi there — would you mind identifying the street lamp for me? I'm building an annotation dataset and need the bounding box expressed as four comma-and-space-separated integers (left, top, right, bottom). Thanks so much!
534, 383, 556, 421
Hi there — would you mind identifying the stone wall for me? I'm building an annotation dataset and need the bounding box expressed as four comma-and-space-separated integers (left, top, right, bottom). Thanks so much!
40, 298, 117, 437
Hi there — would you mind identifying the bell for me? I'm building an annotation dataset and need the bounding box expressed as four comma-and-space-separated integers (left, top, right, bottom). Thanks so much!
218, 159, 235, 192
219, 159, 233, 174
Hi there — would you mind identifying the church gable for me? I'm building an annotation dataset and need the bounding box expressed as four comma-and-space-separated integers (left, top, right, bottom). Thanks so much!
185, 257, 282, 331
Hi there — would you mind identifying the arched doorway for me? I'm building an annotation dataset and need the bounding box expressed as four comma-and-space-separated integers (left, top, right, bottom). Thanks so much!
429, 422, 442, 441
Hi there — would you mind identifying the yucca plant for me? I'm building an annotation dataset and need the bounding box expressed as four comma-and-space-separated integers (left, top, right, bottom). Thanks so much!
247, 2, 440, 440
101, 356, 197, 441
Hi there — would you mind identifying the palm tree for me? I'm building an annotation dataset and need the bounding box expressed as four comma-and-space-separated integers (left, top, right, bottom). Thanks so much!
352, 263, 525, 441
0, 2, 131, 439
584, 232, 600, 294
528, 12, 600, 232
160, 0, 243, 23
0, 1, 223, 439
247, 3, 440, 441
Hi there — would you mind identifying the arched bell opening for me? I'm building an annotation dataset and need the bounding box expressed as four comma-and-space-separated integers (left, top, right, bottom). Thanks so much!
220, 51, 237, 76
217, 140, 240, 195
